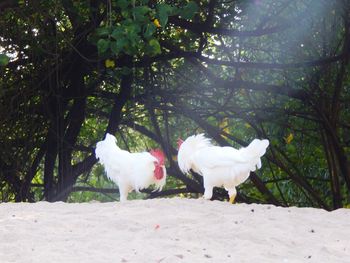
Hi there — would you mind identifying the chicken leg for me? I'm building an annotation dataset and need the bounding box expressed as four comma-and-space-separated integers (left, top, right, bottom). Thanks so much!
203, 179, 214, 200
228, 188, 237, 204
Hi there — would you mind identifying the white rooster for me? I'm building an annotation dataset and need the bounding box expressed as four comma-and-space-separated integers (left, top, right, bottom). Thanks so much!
95, 133, 167, 202
177, 134, 269, 203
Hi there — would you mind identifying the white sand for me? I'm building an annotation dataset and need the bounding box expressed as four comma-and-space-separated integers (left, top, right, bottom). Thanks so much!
0, 198, 349, 263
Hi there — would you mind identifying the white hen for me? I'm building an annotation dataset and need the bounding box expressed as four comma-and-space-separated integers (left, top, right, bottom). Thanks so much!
177, 134, 269, 203
95, 133, 166, 201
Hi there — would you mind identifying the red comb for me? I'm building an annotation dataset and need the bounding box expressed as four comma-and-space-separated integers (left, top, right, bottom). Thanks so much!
177, 138, 184, 150
150, 148, 165, 165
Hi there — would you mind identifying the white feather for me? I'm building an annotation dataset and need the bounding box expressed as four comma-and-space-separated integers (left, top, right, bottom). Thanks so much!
177, 134, 269, 200
95, 133, 166, 201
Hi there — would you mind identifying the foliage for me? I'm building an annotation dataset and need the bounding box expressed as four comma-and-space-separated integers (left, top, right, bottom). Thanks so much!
93, 0, 198, 57
0, 54, 9, 66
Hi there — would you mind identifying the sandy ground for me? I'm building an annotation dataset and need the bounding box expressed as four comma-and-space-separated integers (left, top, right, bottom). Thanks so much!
0, 198, 349, 263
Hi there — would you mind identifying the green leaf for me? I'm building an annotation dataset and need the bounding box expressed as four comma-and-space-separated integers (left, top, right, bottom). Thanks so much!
121, 10, 130, 18
143, 23, 156, 39
124, 24, 141, 48
111, 27, 124, 40
0, 54, 10, 66
110, 41, 120, 55
180, 1, 198, 20
96, 27, 111, 37
111, 37, 129, 55
148, 38, 161, 56
133, 6, 150, 22
97, 39, 110, 54
116, 0, 129, 10
157, 3, 173, 28
125, 23, 141, 35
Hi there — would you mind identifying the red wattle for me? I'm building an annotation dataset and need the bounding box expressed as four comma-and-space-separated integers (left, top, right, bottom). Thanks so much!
154, 164, 164, 180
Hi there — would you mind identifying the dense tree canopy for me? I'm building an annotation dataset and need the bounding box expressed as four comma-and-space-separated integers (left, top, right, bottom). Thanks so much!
0, 0, 349, 210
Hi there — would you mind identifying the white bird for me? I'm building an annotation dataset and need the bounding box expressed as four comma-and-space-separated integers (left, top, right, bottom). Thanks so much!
177, 134, 269, 203
95, 133, 166, 202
